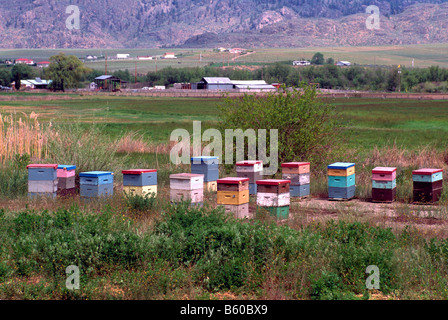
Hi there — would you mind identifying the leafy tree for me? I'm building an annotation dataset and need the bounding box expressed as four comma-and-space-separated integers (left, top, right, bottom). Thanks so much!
218, 84, 346, 170
11, 64, 34, 90
311, 52, 325, 65
326, 57, 335, 65
0, 68, 11, 86
46, 53, 90, 91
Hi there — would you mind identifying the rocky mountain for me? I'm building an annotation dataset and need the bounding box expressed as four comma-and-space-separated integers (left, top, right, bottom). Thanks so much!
1, 0, 448, 48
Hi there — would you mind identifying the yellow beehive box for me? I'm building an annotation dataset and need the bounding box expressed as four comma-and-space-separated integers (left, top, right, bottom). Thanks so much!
217, 189, 249, 205
204, 181, 217, 192
328, 167, 355, 176
123, 185, 157, 197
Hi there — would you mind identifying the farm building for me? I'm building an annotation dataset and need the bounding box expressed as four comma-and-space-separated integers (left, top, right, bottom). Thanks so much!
89, 82, 98, 90
193, 77, 234, 90
162, 52, 177, 59
15, 58, 34, 65
94, 75, 126, 91
12, 78, 52, 89
232, 80, 276, 92
336, 61, 351, 66
293, 60, 310, 66
137, 56, 153, 60
116, 54, 130, 59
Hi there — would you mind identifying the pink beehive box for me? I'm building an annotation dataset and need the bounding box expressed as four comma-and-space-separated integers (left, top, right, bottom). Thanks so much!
57, 165, 76, 178
372, 167, 396, 181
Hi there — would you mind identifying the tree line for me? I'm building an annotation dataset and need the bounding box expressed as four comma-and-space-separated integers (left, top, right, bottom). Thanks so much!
1, 53, 448, 93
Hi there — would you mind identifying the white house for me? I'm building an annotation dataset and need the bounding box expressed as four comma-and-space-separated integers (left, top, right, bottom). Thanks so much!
293, 60, 311, 66
162, 52, 177, 59
336, 61, 351, 66
116, 53, 130, 59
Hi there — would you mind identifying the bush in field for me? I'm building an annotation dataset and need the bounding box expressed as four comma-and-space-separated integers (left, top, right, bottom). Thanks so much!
218, 85, 346, 170
124, 192, 157, 213
0, 153, 29, 198
46, 122, 128, 174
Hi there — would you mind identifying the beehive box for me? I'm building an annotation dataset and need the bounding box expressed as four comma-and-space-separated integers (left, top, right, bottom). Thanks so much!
80, 183, 114, 198
237, 171, 263, 184
371, 167, 397, 202
123, 185, 157, 197
79, 171, 114, 198
191, 156, 219, 182
204, 180, 218, 192
27, 164, 58, 196
217, 190, 250, 205
169, 173, 204, 190
169, 188, 203, 203
57, 165, 76, 190
80, 171, 114, 185
256, 179, 290, 194
217, 177, 249, 192
290, 184, 310, 197
281, 162, 310, 175
27, 164, 58, 181
221, 203, 251, 219
122, 169, 157, 187
257, 206, 290, 220
327, 162, 355, 176
256, 180, 291, 207
412, 168, 443, 203
282, 172, 310, 186
235, 160, 263, 173
328, 162, 356, 200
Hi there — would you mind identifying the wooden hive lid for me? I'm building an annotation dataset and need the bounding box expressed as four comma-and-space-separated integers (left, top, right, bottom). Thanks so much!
256, 179, 291, 185
26, 164, 58, 169
281, 162, 310, 167
217, 177, 249, 184
122, 169, 157, 174
372, 167, 396, 174
412, 168, 443, 175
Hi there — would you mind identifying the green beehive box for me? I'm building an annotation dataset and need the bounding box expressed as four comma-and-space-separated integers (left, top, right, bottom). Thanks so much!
257, 205, 289, 220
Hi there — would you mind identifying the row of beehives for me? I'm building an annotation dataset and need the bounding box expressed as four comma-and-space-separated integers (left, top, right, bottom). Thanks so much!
26, 158, 444, 220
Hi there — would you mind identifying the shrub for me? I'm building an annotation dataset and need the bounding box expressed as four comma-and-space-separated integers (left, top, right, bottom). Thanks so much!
124, 192, 157, 213
46, 122, 128, 174
218, 85, 346, 171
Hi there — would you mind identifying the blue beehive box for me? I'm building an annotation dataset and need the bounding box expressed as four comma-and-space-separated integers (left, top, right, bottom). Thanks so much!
80, 183, 114, 198
290, 184, 310, 197
328, 174, 356, 188
372, 179, 396, 189
191, 156, 219, 182
27, 164, 58, 181
122, 169, 157, 186
328, 185, 356, 199
79, 171, 114, 185
249, 183, 257, 195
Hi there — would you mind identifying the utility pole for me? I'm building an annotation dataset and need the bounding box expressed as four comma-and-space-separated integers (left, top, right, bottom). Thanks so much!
135, 60, 137, 84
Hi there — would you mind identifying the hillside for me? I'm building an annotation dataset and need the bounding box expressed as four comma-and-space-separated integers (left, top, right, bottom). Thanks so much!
1, 0, 448, 48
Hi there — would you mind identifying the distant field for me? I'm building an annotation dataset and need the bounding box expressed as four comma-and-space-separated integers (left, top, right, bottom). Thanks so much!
1, 43, 448, 74
0, 94, 447, 151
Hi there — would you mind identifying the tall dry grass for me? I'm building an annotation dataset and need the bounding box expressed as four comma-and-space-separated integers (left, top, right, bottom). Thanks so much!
365, 144, 448, 169
0, 112, 54, 165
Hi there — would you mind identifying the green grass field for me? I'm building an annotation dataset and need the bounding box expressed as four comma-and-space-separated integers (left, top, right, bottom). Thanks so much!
1, 94, 447, 150
2, 43, 448, 74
